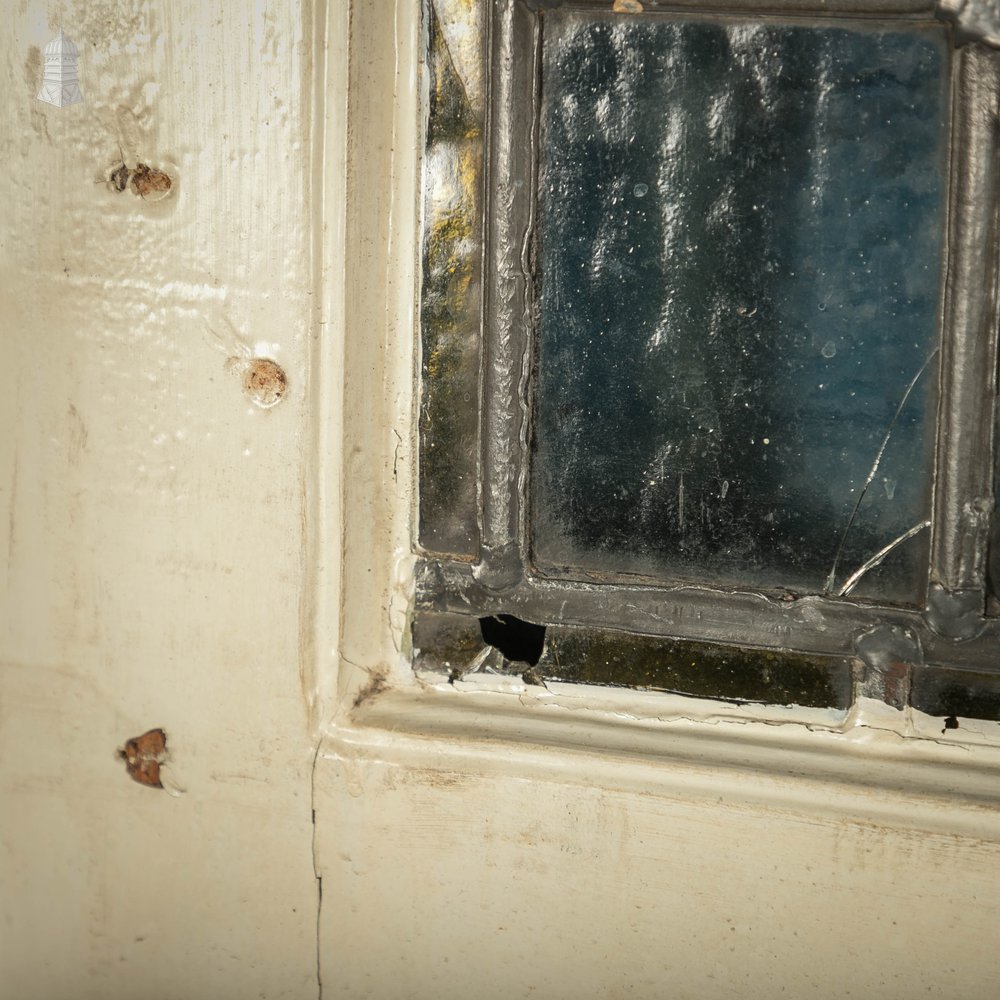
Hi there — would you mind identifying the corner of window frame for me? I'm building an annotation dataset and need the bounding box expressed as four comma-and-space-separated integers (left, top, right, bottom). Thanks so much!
345, 0, 1000, 757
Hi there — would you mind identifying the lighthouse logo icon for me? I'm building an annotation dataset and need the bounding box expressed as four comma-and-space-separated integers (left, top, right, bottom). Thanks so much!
37, 30, 83, 108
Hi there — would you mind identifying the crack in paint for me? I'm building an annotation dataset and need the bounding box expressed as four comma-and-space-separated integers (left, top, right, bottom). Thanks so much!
310, 736, 325, 1000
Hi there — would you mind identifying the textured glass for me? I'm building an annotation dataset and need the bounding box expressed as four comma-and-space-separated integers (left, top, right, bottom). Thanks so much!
418, 0, 485, 557
532, 13, 947, 603
992, 408, 1000, 612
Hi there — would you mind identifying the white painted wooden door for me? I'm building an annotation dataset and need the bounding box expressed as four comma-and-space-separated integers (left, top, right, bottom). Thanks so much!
3, 3, 1000, 998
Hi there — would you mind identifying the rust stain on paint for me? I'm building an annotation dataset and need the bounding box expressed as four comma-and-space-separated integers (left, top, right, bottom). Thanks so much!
130, 162, 173, 200
243, 358, 288, 408
119, 728, 168, 789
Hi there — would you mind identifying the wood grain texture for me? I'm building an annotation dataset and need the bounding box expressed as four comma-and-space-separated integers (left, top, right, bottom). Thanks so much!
0, 2, 319, 997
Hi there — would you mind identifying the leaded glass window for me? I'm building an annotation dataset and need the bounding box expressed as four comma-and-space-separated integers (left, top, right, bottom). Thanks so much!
415, 0, 1000, 716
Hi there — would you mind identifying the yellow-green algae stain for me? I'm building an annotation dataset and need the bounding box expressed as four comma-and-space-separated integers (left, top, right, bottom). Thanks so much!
541, 628, 851, 708
420, 0, 484, 556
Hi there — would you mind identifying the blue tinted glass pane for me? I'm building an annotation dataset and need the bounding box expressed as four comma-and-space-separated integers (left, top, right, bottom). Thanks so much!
532, 13, 948, 603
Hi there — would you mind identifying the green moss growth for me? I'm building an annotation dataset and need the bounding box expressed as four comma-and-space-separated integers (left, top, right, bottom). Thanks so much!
540, 627, 850, 708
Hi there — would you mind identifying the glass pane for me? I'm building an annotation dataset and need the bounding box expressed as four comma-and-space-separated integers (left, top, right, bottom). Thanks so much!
412, 611, 498, 678
912, 664, 1000, 722
411, 611, 853, 709
990, 395, 1000, 612
539, 626, 852, 709
532, 12, 948, 603
418, 0, 485, 557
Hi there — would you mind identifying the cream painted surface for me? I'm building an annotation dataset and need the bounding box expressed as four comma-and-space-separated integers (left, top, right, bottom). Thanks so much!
319, 722, 1000, 1000
324, 1, 1000, 997
4, 1, 1000, 998
1, 1, 321, 998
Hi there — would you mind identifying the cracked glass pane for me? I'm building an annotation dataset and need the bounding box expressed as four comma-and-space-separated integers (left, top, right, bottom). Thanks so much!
411, 611, 853, 709
418, 0, 485, 557
531, 12, 947, 604
412, 611, 496, 678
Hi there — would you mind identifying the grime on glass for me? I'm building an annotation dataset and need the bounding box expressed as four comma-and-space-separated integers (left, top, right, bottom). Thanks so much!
414, 0, 1000, 718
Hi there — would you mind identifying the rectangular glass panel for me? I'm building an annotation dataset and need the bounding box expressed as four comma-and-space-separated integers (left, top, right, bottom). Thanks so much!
991, 385, 1000, 612
539, 626, 852, 709
532, 12, 948, 603
418, 0, 485, 557
411, 610, 852, 709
